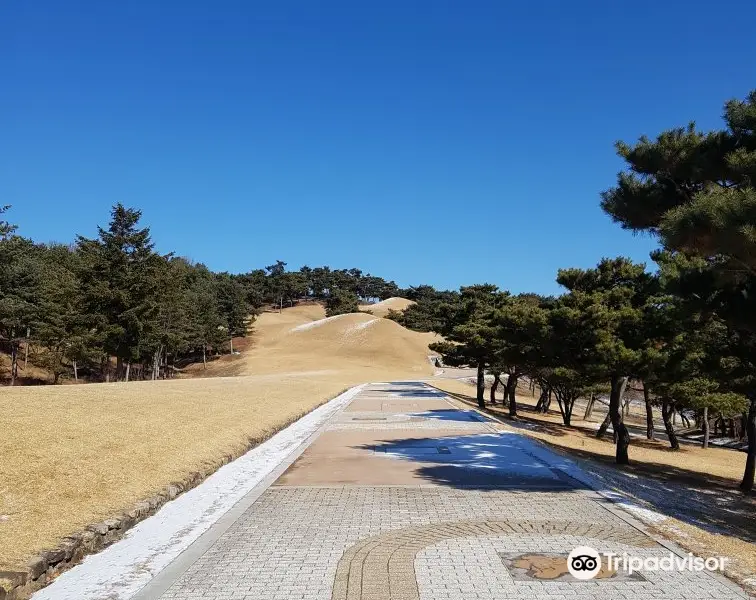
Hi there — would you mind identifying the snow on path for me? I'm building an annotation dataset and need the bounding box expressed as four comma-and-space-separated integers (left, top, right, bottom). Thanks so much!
499, 426, 668, 524
32, 384, 365, 600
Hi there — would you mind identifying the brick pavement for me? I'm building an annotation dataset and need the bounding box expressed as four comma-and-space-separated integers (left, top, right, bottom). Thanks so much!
142, 382, 749, 600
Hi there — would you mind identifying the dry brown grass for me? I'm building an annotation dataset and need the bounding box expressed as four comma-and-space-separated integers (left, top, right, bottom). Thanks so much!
358, 297, 415, 318
0, 302, 434, 571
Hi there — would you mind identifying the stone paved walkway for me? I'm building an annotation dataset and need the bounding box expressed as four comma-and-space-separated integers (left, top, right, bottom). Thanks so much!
134, 382, 749, 600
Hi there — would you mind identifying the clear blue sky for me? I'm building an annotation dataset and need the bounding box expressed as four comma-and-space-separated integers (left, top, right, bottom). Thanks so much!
2, 1, 754, 295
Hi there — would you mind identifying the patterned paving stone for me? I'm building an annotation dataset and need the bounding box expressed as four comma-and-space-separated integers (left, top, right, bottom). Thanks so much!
149, 383, 748, 600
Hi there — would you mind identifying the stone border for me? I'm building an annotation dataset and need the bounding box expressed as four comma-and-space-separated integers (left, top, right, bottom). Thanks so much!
0, 393, 351, 600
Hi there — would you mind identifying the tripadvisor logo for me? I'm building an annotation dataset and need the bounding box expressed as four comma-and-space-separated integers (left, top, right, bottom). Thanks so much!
568, 546, 726, 580
568, 546, 602, 580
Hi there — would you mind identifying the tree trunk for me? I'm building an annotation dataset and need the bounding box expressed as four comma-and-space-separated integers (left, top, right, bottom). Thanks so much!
24, 327, 30, 369
125, 362, 131, 382
596, 411, 611, 438
10, 341, 18, 386
116, 356, 123, 381
203, 344, 207, 369
152, 348, 159, 380
73, 360, 78, 382
475, 363, 485, 409
643, 385, 654, 440
541, 388, 552, 413
507, 374, 518, 417
555, 392, 572, 426
740, 395, 756, 492
702, 406, 709, 449
535, 386, 547, 411
584, 393, 596, 420
490, 375, 500, 405
609, 375, 630, 464
662, 400, 680, 450
230, 337, 234, 354
563, 395, 574, 426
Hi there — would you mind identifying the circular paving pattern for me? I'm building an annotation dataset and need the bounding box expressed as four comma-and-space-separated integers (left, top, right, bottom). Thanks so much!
331, 519, 657, 600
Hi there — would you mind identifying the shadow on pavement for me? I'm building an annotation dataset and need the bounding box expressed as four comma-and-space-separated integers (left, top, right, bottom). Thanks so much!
407, 409, 494, 423
358, 432, 583, 492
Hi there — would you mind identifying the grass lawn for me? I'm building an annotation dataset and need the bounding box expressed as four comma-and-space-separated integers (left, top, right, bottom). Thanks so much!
0, 303, 434, 571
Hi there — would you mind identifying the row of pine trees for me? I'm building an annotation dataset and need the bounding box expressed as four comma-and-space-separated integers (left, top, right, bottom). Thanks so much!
392, 90, 756, 493
0, 204, 401, 384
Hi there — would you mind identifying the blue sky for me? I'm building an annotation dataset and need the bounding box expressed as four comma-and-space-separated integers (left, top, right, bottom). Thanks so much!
2, 1, 755, 295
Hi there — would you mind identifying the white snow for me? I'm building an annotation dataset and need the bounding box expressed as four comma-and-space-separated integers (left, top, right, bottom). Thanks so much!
32, 384, 364, 600
488, 423, 670, 525
354, 318, 378, 331
289, 313, 350, 332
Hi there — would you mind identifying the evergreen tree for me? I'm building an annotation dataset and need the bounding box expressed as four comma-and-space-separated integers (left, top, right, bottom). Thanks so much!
557, 258, 657, 464
325, 289, 359, 317
77, 204, 163, 381
489, 294, 551, 416
429, 285, 505, 409
35, 244, 92, 383
0, 205, 17, 240
0, 236, 41, 384
601, 90, 756, 490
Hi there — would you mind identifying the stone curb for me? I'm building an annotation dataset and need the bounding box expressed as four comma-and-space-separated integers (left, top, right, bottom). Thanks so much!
0, 395, 348, 600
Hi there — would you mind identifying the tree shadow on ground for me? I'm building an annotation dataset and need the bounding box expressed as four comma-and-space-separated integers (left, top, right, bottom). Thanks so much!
429, 386, 756, 546
359, 433, 583, 492
407, 409, 494, 423
380, 384, 448, 398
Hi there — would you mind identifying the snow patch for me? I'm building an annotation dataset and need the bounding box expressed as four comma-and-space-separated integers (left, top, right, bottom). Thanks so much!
353, 318, 378, 331
289, 313, 350, 332
494, 425, 670, 526
32, 384, 364, 600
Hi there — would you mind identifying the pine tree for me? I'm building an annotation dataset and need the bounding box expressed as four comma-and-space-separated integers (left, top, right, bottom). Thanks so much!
601, 90, 756, 490
77, 204, 162, 381
429, 285, 505, 409
0, 236, 40, 385
557, 258, 657, 464
35, 244, 92, 383
325, 289, 359, 317
489, 294, 551, 417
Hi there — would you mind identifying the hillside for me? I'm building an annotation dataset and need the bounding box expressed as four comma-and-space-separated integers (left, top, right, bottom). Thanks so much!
358, 296, 416, 318
0, 301, 439, 571
234, 301, 437, 379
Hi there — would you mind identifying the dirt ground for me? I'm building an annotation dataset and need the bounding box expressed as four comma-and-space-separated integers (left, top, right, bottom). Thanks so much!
0, 302, 436, 571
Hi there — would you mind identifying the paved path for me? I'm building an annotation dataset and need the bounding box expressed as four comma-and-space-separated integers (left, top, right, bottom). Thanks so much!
127, 382, 746, 600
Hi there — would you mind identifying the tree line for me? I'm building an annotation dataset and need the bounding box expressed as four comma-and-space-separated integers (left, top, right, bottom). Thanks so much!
0, 204, 402, 384
392, 90, 756, 494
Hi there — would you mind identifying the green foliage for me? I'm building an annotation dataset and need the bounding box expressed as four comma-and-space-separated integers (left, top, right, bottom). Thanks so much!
325, 290, 359, 317
0, 205, 17, 240
602, 90, 756, 488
